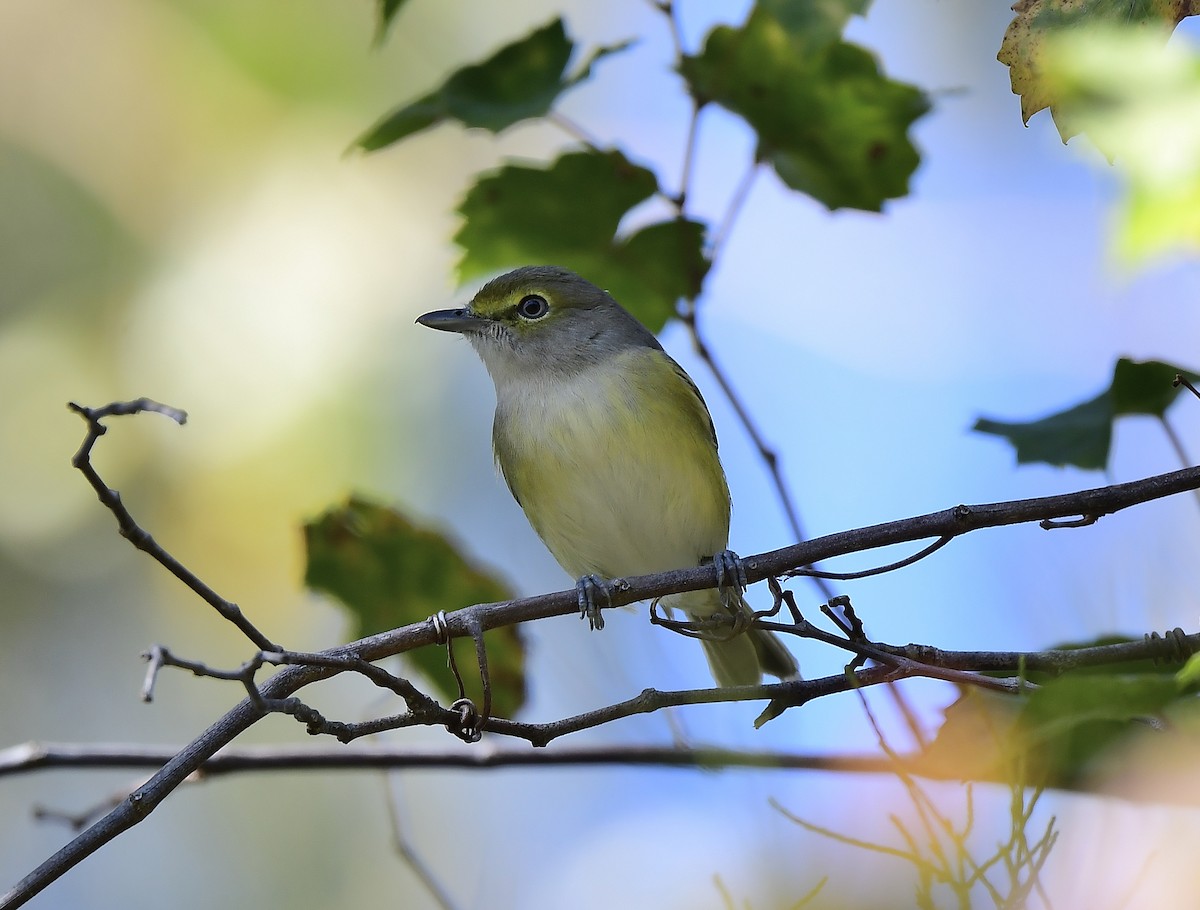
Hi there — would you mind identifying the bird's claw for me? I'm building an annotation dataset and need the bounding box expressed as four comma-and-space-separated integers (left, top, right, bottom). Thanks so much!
576, 574, 612, 631
711, 549, 749, 612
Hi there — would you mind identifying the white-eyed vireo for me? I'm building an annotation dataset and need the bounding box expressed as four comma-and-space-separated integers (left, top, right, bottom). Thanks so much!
418, 266, 797, 686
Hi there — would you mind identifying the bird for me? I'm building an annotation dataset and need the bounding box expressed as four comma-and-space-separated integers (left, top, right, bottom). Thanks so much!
417, 265, 797, 687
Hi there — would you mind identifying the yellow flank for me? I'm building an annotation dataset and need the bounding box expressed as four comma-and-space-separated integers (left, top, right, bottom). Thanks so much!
493, 345, 731, 582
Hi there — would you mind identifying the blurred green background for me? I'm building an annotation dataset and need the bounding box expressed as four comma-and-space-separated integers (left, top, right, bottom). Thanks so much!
0, 1, 526, 906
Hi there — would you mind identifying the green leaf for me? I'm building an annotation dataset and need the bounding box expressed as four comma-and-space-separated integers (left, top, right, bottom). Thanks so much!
357, 19, 631, 150
1111, 357, 1195, 416
681, 2, 929, 211
456, 150, 657, 276
607, 219, 710, 330
1178, 652, 1200, 690
974, 390, 1113, 470
455, 151, 705, 331
1019, 673, 1180, 786
973, 357, 1200, 469
920, 672, 1184, 788
304, 496, 525, 718
756, 0, 870, 50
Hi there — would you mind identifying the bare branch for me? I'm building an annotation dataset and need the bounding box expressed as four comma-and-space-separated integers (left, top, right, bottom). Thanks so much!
67, 400, 280, 652
7, 403, 1200, 908
0, 740, 894, 778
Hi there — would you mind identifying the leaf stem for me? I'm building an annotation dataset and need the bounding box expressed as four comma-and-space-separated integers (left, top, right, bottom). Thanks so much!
708, 161, 759, 260
547, 110, 604, 150
1159, 414, 1200, 508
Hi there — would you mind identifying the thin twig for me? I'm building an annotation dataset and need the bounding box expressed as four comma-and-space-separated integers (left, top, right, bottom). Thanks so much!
385, 777, 463, 910
789, 535, 953, 581
0, 741, 913, 779
547, 111, 604, 150
7, 405, 1200, 906
1158, 415, 1200, 508
656, 0, 686, 60
770, 797, 921, 864
707, 162, 760, 262
67, 400, 280, 652
675, 98, 702, 210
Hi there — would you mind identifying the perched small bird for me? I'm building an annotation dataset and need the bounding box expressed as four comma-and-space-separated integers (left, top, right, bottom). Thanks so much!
417, 266, 797, 687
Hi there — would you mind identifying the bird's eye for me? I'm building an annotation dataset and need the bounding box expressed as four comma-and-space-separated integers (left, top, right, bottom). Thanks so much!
516, 294, 549, 320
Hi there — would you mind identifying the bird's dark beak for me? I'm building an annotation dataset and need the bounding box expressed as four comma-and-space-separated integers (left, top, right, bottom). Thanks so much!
416, 308, 485, 334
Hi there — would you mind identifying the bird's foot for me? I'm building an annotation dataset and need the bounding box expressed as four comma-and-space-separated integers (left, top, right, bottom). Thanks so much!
576, 574, 613, 631
710, 549, 749, 613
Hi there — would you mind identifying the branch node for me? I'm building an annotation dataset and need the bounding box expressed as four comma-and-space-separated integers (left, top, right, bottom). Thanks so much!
822, 595, 862, 640
140, 645, 167, 703
1173, 373, 1200, 400
445, 698, 482, 744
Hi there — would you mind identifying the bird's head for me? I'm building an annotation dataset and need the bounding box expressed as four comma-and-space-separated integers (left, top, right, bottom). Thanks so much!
417, 266, 658, 384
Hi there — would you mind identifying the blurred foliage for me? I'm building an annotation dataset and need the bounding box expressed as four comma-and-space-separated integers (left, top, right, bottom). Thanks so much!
681, 0, 928, 211
974, 357, 1200, 469
921, 671, 1192, 790
360, 2, 928, 320
305, 497, 525, 718
0, 142, 142, 322
996, 0, 1196, 140
997, 3, 1200, 262
375, 0, 411, 42
1041, 26, 1200, 262
171, 0, 388, 101
1179, 651, 1200, 688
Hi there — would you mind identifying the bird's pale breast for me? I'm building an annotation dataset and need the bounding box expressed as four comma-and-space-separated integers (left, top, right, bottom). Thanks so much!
492, 347, 731, 581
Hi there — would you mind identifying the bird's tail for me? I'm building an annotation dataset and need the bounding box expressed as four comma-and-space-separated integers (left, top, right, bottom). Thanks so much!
671, 589, 799, 687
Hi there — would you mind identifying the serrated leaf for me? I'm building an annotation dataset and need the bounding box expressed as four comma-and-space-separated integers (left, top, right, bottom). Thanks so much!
304, 496, 525, 718
681, 3, 928, 211
455, 150, 657, 276
973, 357, 1200, 469
996, 0, 1193, 141
455, 151, 706, 331
357, 19, 631, 150
358, 19, 569, 149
